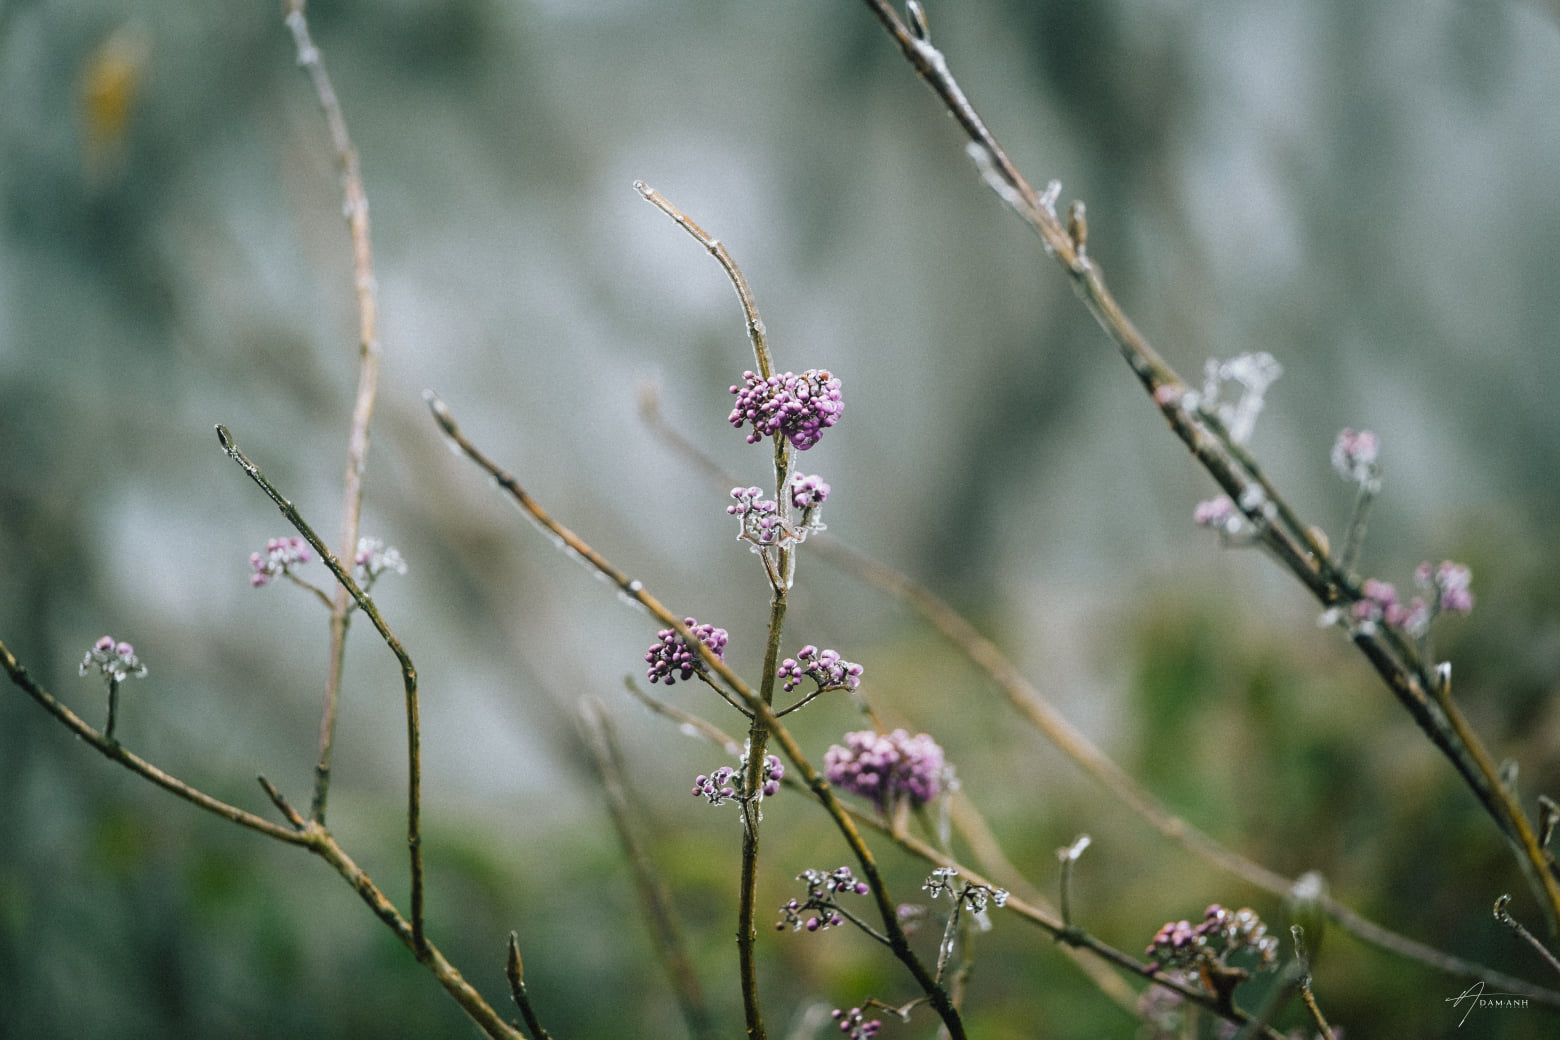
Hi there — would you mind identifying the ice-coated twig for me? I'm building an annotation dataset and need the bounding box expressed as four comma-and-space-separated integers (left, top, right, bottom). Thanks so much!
1494, 895, 1560, 977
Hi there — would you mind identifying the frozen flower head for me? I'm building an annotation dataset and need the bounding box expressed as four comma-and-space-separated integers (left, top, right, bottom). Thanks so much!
354, 537, 407, 585
80, 636, 147, 684
727, 486, 786, 546
692, 755, 783, 805
249, 536, 311, 587
824, 729, 944, 811
1417, 560, 1474, 616
1331, 427, 1380, 485
645, 618, 728, 685
777, 645, 862, 693
1145, 904, 1279, 973
777, 867, 870, 933
728, 368, 843, 451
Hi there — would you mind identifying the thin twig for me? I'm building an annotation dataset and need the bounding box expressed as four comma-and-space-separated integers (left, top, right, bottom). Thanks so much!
1495, 895, 1560, 977
215, 424, 426, 953
505, 933, 551, 1040
281, 0, 383, 828
0, 638, 312, 846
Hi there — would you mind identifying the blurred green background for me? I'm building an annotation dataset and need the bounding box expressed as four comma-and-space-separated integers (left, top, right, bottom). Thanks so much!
4, 0, 1560, 1036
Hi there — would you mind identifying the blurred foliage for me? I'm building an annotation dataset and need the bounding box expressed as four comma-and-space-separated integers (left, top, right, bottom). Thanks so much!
4, 0, 1560, 1038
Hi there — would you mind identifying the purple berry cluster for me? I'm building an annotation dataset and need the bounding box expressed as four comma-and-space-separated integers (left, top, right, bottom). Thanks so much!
249, 536, 311, 587
645, 618, 729, 685
728, 368, 843, 451
830, 1007, 881, 1040
776, 867, 870, 933
79, 636, 148, 684
1145, 903, 1278, 972
777, 646, 862, 693
824, 729, 945, 811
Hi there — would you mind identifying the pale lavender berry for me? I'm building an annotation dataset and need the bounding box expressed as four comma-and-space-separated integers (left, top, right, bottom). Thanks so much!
79, 635, 147, 683
1145, 903, 1278, 971
728, 368, 844, 451
249, 535, 311, 587
645, 618, 728, 685
1331, 427, 1380, 484
760, 754, 785, 797
778, 645, 862, 693
824, 729, 945, 811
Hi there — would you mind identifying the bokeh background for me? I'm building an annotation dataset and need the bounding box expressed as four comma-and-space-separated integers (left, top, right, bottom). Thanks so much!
4, 0, 1560, 1036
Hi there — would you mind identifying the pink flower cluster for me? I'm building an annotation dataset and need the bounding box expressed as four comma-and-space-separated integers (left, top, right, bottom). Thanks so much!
824, 728, 944, 811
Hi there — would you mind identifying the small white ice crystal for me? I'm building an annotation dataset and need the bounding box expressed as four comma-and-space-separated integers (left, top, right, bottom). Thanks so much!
1198, 352, 1283, 446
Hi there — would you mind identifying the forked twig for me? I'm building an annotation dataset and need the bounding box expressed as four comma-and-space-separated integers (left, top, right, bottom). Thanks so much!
215, 424, 427, 954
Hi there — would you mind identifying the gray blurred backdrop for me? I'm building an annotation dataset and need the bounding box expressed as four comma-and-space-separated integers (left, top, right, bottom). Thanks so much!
4, 1, 1560, 1037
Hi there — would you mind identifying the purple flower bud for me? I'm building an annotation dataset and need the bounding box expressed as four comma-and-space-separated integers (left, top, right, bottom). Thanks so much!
80, 635, 148, 684
249, 536, 312, 587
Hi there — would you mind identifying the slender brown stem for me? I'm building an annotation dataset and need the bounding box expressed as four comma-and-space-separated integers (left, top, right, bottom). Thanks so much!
281, 0, 383, 828
505, 933, 551, 1040
215, 424, 426, 952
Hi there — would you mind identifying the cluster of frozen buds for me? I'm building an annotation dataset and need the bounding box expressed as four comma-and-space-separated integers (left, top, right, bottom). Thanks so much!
824, 729, 945, 811
692, 755, 783, 806
1335, 561, 1474, 638
776, 867, 870, 933
923, 867, 1009, 914
1145, 904, 1279, 973
727, 487, 788, 547
1331, 427, 1380, 487
778, 645, 863, 693
353, 537, 407, 586
728, 368, 843, 451
645, 618, 728, 685
79, 636, 147, 684
830, 1007, 881, 1040
249, 536, 311, 587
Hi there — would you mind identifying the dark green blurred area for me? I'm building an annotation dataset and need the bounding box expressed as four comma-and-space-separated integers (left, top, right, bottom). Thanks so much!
4, 0, 1560, 1037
